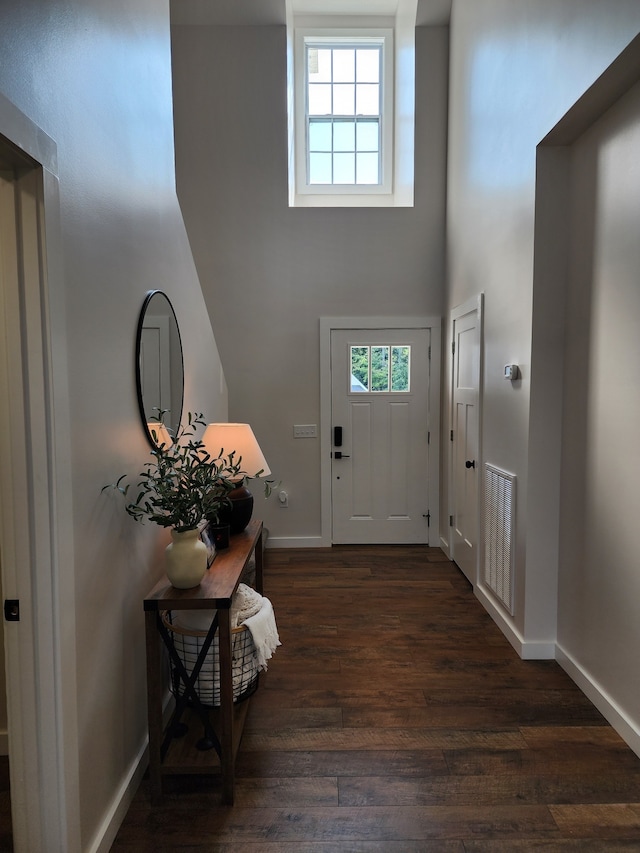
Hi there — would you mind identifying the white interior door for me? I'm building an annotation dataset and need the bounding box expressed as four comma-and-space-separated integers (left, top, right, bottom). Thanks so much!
331, 328, 431, 544
450, 297, 482, 583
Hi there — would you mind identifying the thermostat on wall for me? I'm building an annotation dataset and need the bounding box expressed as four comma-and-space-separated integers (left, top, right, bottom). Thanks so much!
504, 364, 520, 381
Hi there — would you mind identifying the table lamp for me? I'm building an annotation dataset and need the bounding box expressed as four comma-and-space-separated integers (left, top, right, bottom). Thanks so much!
201, 423, 271, 533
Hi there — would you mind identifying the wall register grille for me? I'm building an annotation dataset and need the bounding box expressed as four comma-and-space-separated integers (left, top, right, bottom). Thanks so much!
484, 464, 516, 615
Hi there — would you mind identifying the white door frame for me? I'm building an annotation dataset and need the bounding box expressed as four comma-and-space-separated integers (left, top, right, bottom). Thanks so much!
0, 94, 79, 852
320, 316, 441, 548
447, 294, 484, 581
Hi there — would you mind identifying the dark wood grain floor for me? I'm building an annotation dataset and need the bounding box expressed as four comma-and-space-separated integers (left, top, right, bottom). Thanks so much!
111, 545, 640, 851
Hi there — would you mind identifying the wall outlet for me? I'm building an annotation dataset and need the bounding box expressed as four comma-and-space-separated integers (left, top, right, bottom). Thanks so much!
293, 424, 317, 438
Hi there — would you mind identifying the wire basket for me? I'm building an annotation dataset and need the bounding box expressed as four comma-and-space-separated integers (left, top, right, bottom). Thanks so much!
162, 611, 259, 707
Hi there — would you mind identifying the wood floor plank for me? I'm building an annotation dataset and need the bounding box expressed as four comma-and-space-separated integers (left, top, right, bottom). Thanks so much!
240, 727, 528, 752
112, 839, 465, 852
520, 725, 629, 748
235, 748, 451, 778
550, 803, 640, 838
113, 804, 560, 843
464, 842, 640, 852
338, 772, 640, 807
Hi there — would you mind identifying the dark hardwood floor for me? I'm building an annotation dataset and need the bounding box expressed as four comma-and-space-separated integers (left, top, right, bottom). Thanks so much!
111, 545, 640, 851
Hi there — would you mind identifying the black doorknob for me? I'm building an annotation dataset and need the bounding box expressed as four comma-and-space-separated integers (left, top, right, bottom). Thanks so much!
465, 460, 476, 469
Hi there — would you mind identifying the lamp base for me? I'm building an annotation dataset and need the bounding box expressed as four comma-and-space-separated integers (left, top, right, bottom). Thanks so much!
219, 484, 254, 534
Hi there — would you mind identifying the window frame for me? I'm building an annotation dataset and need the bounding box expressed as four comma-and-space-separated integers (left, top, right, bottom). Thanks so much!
293, 27, 394, 202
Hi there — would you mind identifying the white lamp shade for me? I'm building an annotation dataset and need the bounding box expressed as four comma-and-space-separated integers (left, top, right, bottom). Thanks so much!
201, 423, 271, 477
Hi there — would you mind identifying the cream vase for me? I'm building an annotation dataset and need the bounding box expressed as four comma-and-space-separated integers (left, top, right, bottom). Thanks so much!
165, 527, 208, 589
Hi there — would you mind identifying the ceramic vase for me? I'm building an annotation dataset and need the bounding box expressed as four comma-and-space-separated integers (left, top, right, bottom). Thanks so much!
165, 527, 207, 589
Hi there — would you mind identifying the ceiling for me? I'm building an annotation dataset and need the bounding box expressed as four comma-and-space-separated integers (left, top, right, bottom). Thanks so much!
171, 0, 452, 27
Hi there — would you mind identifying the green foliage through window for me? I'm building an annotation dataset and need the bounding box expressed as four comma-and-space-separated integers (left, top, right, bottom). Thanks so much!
350, 345, 410, 392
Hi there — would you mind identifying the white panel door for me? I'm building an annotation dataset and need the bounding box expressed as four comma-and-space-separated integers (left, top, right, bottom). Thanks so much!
331, 328, 431, 544
450, 299, 481, 583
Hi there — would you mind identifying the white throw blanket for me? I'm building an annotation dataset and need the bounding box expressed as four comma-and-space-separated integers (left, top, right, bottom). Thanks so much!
230, 583, 263, 627
242, 595, 281, 670
173, 582, 280, 674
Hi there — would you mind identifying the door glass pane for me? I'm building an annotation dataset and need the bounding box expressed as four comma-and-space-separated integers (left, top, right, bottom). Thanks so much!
350, 346, 368, 391
391, 346, 410, 391
350, 344, 411, 393
371, 346, 389, 391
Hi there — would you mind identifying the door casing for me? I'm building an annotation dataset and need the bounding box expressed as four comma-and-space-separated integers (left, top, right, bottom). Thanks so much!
0, 99, 79, 852
320, 316, 441, 547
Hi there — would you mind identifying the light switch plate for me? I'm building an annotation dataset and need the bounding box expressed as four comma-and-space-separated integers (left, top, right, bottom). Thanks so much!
293, 424, 317, 438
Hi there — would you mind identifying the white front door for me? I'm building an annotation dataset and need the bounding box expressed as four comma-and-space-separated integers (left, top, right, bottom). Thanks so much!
450, 297, 482, 583
331, 328, 431, 544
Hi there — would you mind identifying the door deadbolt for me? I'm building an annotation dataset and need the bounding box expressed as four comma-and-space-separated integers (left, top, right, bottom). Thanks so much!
465, 459, 476, 469
4, 600, 19, 622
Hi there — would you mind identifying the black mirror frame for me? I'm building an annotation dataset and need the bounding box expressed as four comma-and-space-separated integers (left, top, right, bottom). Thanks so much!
135, 290, 184, 449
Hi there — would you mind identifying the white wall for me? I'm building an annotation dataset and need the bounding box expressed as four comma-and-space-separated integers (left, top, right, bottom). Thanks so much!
446, 0, 640, 649
0, 1, 227, 848
557, 77, 640, 750
171, 24, 449, 543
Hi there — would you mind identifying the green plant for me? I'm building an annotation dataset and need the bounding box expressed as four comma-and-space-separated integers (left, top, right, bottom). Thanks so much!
104, 413, 243, 531
104, 412, 277, 531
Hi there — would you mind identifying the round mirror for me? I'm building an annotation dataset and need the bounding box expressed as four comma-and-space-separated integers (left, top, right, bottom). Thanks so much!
135, 290, 184, 448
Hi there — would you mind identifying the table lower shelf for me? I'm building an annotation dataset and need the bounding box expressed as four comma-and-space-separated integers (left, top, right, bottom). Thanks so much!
158, 699, 252, 776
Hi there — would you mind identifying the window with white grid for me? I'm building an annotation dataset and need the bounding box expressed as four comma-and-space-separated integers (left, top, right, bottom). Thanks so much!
292, 29, 394, 203
307, 41, 383, 186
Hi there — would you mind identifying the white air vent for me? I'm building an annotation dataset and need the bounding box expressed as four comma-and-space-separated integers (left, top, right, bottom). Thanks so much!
484, 464, 516, 615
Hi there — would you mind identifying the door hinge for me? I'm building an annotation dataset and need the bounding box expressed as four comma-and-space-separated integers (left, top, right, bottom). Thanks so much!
427, 431, 430, 445
450, 429, 454, 442
423, 512, 431, 527
4, 599, 19, 622
449, 515, 454, 527
451, 341, 455, 356
428, 345, 431, 360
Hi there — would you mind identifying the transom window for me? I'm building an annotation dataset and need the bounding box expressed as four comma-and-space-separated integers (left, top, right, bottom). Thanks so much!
350, 345, 410, 392
306, 42, 382, 186
291, 27, 398, 205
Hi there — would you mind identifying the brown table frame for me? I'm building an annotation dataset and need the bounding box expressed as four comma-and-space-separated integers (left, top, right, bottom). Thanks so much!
143, 519, 263, 804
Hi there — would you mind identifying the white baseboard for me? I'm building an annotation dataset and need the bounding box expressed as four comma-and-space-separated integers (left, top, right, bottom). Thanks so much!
556, 644, 640, 760
88, 693, 174, 852
88, 734, 148, 853
266, 535, 328, 549
474, 584, 556, 660
439, 535, 450, 558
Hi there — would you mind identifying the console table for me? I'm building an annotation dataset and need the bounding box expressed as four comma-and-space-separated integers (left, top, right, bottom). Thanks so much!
143, 518, 263, 804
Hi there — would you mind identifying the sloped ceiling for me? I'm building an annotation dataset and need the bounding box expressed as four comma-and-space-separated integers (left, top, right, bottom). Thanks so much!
171, 0, 452, 27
